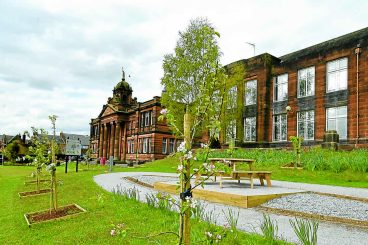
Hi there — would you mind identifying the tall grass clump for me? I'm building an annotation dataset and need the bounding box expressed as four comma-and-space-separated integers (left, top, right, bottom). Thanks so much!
260, 214, 279, 242
289, 218, 318, 245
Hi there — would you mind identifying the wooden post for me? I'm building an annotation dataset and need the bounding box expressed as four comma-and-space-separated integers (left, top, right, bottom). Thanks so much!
183, 112, 191, 245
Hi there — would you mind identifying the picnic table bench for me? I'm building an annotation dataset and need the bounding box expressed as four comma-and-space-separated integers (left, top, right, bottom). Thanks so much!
194, 158, 272, 189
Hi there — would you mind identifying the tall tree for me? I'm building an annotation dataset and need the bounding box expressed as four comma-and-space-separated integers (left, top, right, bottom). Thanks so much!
161, 17, 226, 244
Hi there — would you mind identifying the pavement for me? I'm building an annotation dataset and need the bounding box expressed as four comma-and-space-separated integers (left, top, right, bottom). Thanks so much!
94, 172, 368, 245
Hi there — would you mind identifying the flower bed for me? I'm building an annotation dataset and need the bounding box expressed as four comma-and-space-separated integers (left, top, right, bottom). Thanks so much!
24, 204, 86, 226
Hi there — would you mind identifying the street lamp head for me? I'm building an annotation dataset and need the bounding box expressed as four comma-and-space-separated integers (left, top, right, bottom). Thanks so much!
286, 106, 292, 113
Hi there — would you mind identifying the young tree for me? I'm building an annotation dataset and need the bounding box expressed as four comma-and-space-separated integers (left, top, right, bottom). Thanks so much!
26, 127, 51, 191
161, 17, 227, 244
49, 115, 58, 164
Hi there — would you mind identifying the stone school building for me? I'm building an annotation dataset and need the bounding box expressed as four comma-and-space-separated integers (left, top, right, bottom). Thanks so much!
225, 27, 368, 148
90, 27, 368, 162
89, 72, 177, 163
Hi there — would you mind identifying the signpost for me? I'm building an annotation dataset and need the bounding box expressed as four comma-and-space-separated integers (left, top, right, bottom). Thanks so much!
65, 139, 82, 173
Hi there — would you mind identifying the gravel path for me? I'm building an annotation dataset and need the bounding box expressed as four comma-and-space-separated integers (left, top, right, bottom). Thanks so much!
263, 193, 368, 222
94, 172, 368, 245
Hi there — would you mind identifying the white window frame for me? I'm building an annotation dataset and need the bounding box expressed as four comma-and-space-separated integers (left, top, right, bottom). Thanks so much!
143, 138, 148, 153
244, 117, 256, 142
326, 57, 348, 92
273, 74, 288, 102
162, 138, 167, 154
326, 106, 347, 139
272, 114, 287, 142
298, 66, 315, 98
169, 138, 175, 153
297, 110, 315, 140
245, 80, 257, 105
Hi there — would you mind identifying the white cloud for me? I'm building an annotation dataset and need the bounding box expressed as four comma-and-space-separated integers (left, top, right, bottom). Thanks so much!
1, 0, 367, 135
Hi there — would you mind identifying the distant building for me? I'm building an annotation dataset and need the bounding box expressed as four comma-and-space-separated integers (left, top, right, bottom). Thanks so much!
0, 134, 14, 152
89, 69, 177, 163
223, 27, 368, 147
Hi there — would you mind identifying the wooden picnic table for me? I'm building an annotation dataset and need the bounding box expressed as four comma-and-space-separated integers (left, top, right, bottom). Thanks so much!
208, 158, 255, 171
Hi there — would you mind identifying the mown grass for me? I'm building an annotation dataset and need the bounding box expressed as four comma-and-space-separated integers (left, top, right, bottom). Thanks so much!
0, 165, 289, 245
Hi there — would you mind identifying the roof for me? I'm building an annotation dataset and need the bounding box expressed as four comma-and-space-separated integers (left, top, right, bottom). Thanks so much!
0, 134, 14, 144
60, 133, 90, 146
279, 27, 368, 63
47, 135, 63, 144
114, 79, 132, 91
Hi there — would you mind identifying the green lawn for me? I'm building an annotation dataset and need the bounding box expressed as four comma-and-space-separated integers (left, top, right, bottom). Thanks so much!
0, 164, 288, 245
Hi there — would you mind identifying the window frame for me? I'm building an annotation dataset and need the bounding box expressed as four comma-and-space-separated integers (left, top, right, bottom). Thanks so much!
273, 74, 288, 102
326, 57, 348, 93
169, 138, 175, 153
297, 66, 315, 98
244, 117, 256, 142
245, 80, 257, 106
162, 138, 167, 154
272, 114, 287, 142
326, 106, 347, 139
297, 110, 315, 140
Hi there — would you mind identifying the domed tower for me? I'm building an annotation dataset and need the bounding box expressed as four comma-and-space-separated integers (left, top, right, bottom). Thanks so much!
112, 67, 133, 106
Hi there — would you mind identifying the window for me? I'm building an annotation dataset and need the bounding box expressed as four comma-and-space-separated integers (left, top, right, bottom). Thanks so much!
169, 139, 175, 153
227, 86, 237, 109
273, 114, 287, 141
327, 57, 348, 92
326, 106, 347, 139
298, 67, 315, 97
162, 138, 167, 154
140, 113, 144, 127
274, 74, 288, 101
128, 121, 131, 130
138, 138, 143, 153
226, 119, 237, 143
244, 117, 256, 142
245, 80, 257, 105
127, 139, 134, 154
143, 138, 149, 153
297, 110, 314, 140
145, 111, 150, 126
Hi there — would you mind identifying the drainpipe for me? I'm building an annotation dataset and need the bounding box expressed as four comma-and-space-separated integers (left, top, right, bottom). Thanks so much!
354, 45, 361, 146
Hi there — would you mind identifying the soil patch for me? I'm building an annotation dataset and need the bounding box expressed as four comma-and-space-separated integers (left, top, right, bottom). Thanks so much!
25, 204, 86, 226
281, 162, 303, 169
19, 189, 51, 197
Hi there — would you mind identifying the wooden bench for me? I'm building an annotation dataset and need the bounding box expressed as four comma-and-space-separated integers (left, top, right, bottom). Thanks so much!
193, 168, 227, 184
219, 171, 272, 189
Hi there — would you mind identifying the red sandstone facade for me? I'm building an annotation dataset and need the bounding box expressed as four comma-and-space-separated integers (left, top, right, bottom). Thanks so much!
225, 27, 368, 147
90, 72, 177, 163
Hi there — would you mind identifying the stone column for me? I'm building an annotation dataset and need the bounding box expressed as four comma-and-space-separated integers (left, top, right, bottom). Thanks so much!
114, 122, 120, 160
122, 122, 127, 162
102, 124, 108, 158
109, 122, 115, 158
98, 124, 104, 158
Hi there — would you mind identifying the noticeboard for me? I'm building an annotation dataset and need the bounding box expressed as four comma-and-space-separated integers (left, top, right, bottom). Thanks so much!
65, 139, 82, 156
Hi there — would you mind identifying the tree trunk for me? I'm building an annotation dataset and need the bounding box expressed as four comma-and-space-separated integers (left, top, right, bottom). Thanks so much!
183, 112, 191, 244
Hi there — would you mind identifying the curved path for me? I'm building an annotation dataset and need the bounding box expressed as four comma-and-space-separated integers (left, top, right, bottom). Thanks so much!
94, 172, 368, 245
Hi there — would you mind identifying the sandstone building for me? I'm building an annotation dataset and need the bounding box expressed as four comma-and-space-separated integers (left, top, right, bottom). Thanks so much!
89, 70, 177, 162
225, 27, 368, 147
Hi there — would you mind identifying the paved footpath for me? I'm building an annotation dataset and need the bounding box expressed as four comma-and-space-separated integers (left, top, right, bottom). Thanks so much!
94, 172, 368, 245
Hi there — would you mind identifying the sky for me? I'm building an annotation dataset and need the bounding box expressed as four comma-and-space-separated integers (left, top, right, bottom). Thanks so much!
1, 0, 367, 136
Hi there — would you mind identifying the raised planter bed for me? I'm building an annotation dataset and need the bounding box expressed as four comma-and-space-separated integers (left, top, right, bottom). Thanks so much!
19, 189, 51, 198
24, 203, 86, 227
24, 179, 50, 185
